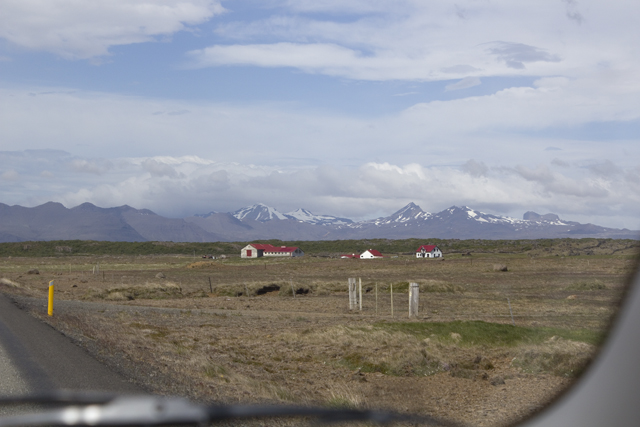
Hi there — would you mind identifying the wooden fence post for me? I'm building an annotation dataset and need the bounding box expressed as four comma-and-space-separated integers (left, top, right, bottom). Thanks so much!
375, 283, 378, 316
409, 282, 419, 318
507, 297, 515, 326
358, 278, 362, 311
390, 283, 394, 318
348, 278, 357, 310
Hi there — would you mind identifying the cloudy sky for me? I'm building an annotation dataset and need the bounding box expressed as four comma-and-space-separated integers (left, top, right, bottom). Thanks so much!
1, 0, 640, 229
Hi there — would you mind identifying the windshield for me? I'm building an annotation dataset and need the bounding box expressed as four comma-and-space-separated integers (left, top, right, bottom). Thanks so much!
1, 1, 640, 426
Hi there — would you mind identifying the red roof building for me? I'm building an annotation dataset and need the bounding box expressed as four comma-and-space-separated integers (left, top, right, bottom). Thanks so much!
241, 243, 304, 258
360, 249, 384, 259
416, 245, 443, 258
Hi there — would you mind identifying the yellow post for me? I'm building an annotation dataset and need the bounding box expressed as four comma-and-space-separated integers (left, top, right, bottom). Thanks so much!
48, 280, 54, 316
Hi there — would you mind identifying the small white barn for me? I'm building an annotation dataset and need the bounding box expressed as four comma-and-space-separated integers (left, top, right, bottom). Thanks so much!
416, 245, 443, 258
360, 249, 384, 259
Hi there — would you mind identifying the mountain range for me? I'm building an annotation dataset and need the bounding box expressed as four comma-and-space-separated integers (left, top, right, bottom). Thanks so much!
0, 201, 637, 243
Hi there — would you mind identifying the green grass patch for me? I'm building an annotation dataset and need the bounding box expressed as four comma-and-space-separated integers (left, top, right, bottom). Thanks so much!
148, 328, 170, 341
566, 280, 608, 291
129, 322, 152, 329
373, 320, 603, 347
340, 353, 390, 374
338, 349, 441, 377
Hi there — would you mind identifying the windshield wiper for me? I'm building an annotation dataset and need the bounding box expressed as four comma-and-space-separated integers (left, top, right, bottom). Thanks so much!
0, 392, 453, 426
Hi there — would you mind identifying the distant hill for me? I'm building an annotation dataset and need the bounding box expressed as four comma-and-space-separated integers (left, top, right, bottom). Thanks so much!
0, 202, 222, 242
0, 202, 637, 242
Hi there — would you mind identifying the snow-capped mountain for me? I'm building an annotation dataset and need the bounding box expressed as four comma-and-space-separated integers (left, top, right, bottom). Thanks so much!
332, 204, 637, 240
362, 202, 432, 226
194, 210, 217, 218
284, 208, 353, 226
1, 201, 637, 243
232, 203, 288, 222
432, 205, 522, 225
218, 202, 638, 240
230, 204, 354, 226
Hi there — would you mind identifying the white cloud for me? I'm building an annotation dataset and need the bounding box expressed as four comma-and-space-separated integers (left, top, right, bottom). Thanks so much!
279, 0, 406, 14
484, 41, 562, 70
441, 65, 481, 74
142, 159, 181, 178
399, 73, 640, 135
513, 164, 610, 198
56, 159, 640, 229
0, 0, 224, 59
187, 42, 371, 75
3, 151, 640, 229
461, 159, 489, 177
563, 0, 585, 25
69, 159, 113, 175
587, 160, 621, 178
190, 1, 640, 82
445, 77, 481, 91
2, 79, 640, 171
1, 170, 19, 181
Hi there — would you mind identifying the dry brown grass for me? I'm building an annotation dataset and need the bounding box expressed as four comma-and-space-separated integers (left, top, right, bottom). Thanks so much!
84, 281, 183, 300
0, 250, 636, 427
0, 277, 20, 287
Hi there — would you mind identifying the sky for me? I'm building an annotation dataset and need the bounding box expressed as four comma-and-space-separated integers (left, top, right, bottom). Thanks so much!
1, 0, 640, 229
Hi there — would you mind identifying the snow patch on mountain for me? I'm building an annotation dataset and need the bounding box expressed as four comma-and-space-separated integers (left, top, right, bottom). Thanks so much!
218, 202, 637, 240
362, 202, 433, 226
194, 211, 217, 218
232, 203, 287, 222
284, 208, 353, 226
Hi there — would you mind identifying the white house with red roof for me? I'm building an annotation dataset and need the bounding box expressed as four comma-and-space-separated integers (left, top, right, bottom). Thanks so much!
416, 245, 443, 258
360, 249, 384, 259
241, 243, 304, 258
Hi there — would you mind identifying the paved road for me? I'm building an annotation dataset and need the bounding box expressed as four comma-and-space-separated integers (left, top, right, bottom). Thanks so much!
0, 293, 143, 417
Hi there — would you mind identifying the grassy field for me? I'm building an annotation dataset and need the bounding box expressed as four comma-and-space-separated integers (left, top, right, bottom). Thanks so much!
2, 236, 638, 257
1, 240, 637, 427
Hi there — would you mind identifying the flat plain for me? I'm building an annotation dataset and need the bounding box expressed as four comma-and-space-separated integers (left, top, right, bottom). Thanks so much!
1, 240, 637, 427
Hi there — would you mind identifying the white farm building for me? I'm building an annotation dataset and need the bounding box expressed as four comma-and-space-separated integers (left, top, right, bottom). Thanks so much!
360, 249, 384, 259
241, 243, 304, 258
416, 245, 443, 258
